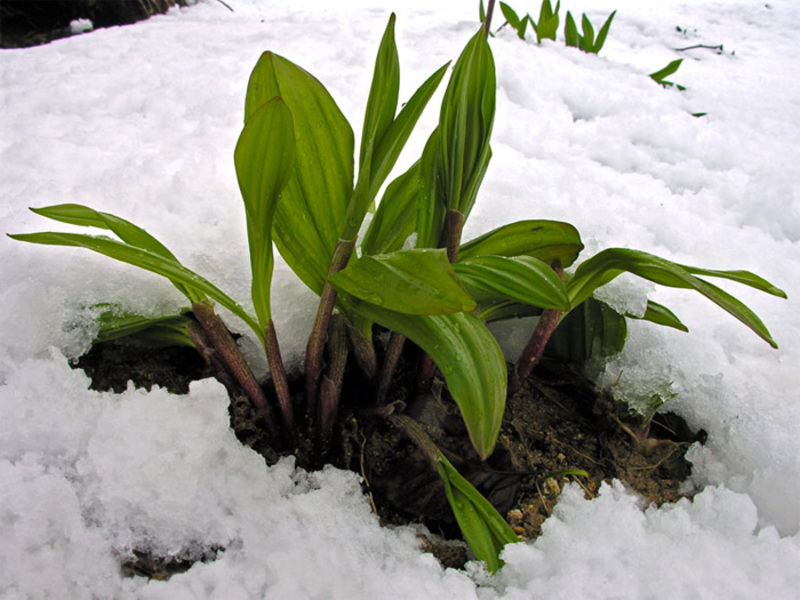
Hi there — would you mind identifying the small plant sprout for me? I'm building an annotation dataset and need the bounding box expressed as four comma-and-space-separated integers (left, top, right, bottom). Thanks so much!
9, 10, 787, 574
564, 10, 616, 54
650, 58, 685, 89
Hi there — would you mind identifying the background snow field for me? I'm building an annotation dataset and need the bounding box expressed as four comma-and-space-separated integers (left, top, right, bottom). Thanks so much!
2, 0, 799, 597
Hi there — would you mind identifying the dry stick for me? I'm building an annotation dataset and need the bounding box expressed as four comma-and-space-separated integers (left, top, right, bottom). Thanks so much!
304, 238, 356, 414
191, 301, 280, 440
513, 260, 565, 392
319, 313, 348, 449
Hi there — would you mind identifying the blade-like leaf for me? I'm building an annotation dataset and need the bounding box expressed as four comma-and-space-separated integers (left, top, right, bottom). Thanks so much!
244, 51, 354, 295
454, 255, 569, 310
567, 248, 783, 348
500, 2, 524, 37
29, 203, 202, 302
349, 298, 507, 459
9, 232, 264, 342
437, 454, 519, 573
564, 11, 579, 47
416, 129, 446, 250
235, 96, 296, 328
360, 14, 399, 173
362, 161, 420, 256
593, 10, 616, 53
650, 59, 683, 84
368, 62, 449, 201
459, 220, 583, 267
438, 28, 496, 219
581, 13, 595, 49
330, 249, 475, 315
629, 300, 688, 332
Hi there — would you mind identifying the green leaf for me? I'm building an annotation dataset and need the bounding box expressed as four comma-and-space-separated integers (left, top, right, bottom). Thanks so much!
630, 300, 689, 332
244, 51, 354, 295
330, 249, 475, 315
28, 204, 202, 303
581, 13, 595, 49
94, 308, 196, 348
500, 2, 524, 38
436, 454, 519, 573
235, 96, 296, 328
650, 58, 683, 85
416, 129, 446, 249
476, 300, 542, 323
567, 248, 783, 348
368, 62, 449, 202
9, 232, 264, 343
361, 161, 420, 256
454, 255, 569, 310
458, 220, 584, 267
438, 28, 496, 220
546, 297, 627, 363
593, 10, 616, 53
349, 300, 507, 459
564, 11, 579, 47
360, 14, 400, 174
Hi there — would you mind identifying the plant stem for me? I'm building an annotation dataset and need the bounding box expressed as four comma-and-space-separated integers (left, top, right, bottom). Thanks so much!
304, 238, 356, 413
376, 332, 406, 405
191, 300, 280, 439
513, 260, 564, 391
265, 319, 294, 434
319, 313, 348, 450
346, 324, 377, 381
389, 413, 439, 470
484, 0, 497, 38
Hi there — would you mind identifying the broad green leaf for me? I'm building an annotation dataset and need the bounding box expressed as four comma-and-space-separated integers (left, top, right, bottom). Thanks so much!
593, 10, 616, 53
361, 160, 420, 256
244, 51, 354, 295
458, 220, 583, 267
235, 96, 296, 328
29, 204, 202, 303
454, 255, 569, 310
567, 248, 783, 348
348, 299, 507, 459
679, 265, 786, 298
546, 297, 627, 363
534, 0, 560, 42
9, 232, 264, 342
629, 300, 688, 332
330, 249, 475, 315
436, 454, 519, 573
438, 28, 495, 220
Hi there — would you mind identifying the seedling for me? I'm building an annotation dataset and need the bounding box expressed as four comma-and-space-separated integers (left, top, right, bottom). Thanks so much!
650, 58, 685, 89
9, 12, 786, 573
564, 10, 616, 54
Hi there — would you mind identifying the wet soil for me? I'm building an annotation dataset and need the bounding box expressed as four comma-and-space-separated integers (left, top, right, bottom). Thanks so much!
75, 335, 704, 575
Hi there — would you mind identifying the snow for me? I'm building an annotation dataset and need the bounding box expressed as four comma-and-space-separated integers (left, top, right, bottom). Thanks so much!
1, 0, 799, 597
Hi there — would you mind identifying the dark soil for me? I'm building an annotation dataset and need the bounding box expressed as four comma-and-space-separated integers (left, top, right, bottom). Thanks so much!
1, 0, 187, 49
75, 334, 704, 575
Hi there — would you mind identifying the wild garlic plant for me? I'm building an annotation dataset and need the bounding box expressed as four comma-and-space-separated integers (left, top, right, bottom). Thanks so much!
9, 10, 785, 573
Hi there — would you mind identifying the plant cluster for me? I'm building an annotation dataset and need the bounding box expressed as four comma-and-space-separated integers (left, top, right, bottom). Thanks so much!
483, 0, 615, 55
9, 12, 785, 573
